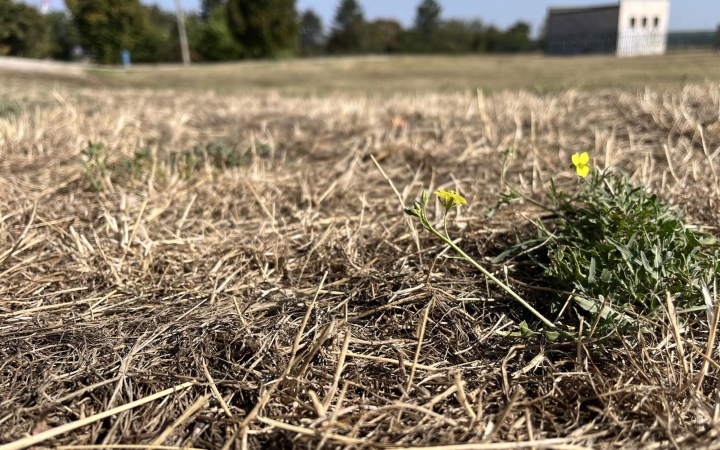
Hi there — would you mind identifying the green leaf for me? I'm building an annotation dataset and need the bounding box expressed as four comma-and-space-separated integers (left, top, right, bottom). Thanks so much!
135, 150, 150, 160
573, 296, 599, 314
588, 257, 596, 284
544, 329, 562, 341
600, 268, 612, 282
403, 207, 420, 218
640, 252, 656, 276
501, 321, 541, 338
518, 321, 540, 337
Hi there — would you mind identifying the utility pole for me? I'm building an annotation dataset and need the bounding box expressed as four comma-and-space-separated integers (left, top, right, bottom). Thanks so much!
174, 0, 191, 66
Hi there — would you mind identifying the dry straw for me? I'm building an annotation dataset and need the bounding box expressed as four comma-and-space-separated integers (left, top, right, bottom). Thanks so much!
1, 78, 720, 448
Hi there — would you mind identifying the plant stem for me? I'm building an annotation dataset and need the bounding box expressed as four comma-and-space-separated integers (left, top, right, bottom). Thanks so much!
504, 180, 556, 214
443, 211, 449, 239
424, 218, 562, 333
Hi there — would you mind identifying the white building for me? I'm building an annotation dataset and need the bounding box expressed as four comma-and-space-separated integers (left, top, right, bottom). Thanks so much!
545, 0, 671, 56
617, 0, 670, 55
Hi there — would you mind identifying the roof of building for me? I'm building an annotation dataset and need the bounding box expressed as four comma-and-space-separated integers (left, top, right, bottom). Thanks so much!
548, 4, 619, 15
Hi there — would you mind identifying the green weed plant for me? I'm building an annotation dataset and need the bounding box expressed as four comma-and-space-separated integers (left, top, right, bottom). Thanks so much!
169, 141, 260, 176
80, 141, 108, 192
0, 95, 21, 119
121, 150, 151, 179
405, 151, 719, 338
504, 169, 720, 332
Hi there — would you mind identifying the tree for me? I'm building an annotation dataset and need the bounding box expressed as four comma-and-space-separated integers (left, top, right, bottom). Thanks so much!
65, 0, 153, 64
138, 5, 181, 62
364, 19, 402, 53
299, 9, 323, 53
194, 5, 244, 60
482, 25, 501, 52
332, 0, 363, 33
0, 0, 46, 57
402, 17, 487, 54
414, 0, 441, 34
44, 11, 81, 61
500, 21, 531, 52
465, 19, 485, 52
403, 0, 443, 53
326, 0, 365, 53
225, 0, 298, 58
183, 12, 204, 60
201, 0, 225, 21
438, 20, 481, 53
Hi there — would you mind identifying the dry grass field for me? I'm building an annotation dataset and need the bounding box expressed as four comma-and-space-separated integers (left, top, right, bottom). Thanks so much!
88, 51, 720, 94
1, 55, 720, 449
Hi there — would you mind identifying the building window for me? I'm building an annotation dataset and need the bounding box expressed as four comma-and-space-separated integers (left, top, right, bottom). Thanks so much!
642, 17, 647, 28
654, 17, 659, 28
630, 17, 636, 28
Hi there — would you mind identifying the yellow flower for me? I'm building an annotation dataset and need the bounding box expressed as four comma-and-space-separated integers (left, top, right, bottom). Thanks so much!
435, 189, 467, 210
572, 152, 590, 178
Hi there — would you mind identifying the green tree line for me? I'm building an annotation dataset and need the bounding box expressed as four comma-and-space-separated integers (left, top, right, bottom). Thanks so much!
0, 0, 535, 64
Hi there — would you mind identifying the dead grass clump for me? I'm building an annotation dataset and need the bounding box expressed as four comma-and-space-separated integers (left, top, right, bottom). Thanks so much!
1, 81, 720, 449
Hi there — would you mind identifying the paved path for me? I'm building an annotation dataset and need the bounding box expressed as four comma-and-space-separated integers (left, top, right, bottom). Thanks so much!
0, 56, 86, 78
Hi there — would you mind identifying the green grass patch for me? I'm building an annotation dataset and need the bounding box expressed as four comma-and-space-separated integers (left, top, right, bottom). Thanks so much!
0, 95, 22, 119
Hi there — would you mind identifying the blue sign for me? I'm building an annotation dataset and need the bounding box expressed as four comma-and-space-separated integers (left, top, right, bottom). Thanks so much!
121, 50, 131, 68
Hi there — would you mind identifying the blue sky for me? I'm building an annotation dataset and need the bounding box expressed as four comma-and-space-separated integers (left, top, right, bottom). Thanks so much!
43, 0, 719, 33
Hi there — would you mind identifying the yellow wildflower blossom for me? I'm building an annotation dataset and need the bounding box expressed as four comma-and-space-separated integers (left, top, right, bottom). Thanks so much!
572, 152, 590, 178
435, 189, 467, 210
